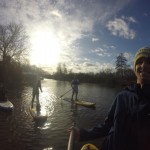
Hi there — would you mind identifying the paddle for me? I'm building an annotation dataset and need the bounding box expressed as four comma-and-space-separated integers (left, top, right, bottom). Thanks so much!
81, 143, 99, 150
67, 128, 75, 150
60, 89, 72, 98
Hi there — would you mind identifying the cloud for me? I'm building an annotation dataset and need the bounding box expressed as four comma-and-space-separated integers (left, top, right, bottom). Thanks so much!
124, 52, 131, 60
123, 52, 134, 67
92, 38, 99, 42
106, 17, 136, 39
103, 44, 116, 50
121, 16, 137, 23
68, 61, 114, 73
91, 48, 111, 57
143, 13, 148, 17
126, 17, 137, 23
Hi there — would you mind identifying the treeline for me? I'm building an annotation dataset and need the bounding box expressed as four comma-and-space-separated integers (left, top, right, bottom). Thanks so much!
50, 63, 136, 87
0, 59, 47, 88
50, 53, 137, 86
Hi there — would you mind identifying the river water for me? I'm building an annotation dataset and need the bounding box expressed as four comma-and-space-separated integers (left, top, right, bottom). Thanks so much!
0, 79, 120, 150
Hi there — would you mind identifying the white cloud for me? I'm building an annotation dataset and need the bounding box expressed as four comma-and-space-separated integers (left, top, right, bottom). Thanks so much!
92, 38, 99, 42
121, 16, 137, 23
91, 48, 111, 57
51, 10, 62, 18
69, 61, 114, 73
123, 52, 134, 67
127, 16, 137, 23
124, 52, 131, 60
106, 18, 136, 39
103, 44, 116, 50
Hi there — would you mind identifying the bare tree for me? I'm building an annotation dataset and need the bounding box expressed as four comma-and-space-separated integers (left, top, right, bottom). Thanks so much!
56, 63, 62, 74
115, 53, 128, 77
0, 23, 29, 63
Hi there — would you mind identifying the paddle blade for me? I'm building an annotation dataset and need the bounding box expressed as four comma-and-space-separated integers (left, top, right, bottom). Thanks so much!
81, 143, 99, 150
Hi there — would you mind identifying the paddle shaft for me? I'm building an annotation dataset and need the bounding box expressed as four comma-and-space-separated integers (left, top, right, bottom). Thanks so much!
67, 129, 75, 150
60, 89, 72, 98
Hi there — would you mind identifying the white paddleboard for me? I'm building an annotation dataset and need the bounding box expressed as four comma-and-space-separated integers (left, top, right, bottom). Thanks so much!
0, 100, 14, 111
29, 106, 47, 121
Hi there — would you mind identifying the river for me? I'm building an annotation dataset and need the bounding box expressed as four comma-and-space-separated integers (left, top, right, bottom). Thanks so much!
0, 79, 120, 150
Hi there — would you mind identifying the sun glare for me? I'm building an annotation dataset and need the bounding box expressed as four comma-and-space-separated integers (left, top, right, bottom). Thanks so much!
30, 31, 61, 66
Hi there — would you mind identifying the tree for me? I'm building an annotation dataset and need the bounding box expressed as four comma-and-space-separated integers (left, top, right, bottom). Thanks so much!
62, 63, 67, 74
0, 23, 29, 87
115, 53, 128, 77
56, 63, 62, 75
0, 23, 28, 63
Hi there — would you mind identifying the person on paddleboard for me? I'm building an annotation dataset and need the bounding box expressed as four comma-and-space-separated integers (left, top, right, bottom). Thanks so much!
70, 47, 150, 150
31, 75, 42, 110
71, 75, 79, 101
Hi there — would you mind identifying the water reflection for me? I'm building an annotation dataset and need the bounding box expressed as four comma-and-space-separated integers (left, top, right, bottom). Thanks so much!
39, 87, 55, 116
43, 147, 53, 150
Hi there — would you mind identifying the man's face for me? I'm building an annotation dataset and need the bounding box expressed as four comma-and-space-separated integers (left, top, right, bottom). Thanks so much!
135, 57, 150, 84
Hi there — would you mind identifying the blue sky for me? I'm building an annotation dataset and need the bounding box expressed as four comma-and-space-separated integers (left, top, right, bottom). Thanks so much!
1, 0, 150, 73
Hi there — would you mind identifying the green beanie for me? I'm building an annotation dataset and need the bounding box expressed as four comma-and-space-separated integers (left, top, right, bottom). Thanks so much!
134, 47, 150, 72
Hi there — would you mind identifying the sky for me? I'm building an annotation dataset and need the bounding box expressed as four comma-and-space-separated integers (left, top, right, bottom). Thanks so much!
1, 0, 150, 74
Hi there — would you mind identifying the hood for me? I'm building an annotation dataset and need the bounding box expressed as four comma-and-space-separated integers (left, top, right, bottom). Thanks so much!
125, 82, 139, 92
125, 83, 150, 100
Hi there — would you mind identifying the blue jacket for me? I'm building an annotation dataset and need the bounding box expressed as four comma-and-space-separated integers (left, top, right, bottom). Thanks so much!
80, 83, 150, 150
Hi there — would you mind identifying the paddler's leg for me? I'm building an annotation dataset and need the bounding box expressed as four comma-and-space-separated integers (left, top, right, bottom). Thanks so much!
71, 90, 74, 101
36, 104, 41, 111
36, 93, 41, 111
75, 89, 78, 100
31, 93, 35, 108
75, 92, 77, 100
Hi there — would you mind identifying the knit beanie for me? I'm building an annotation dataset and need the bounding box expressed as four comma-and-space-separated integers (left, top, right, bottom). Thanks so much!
134, 47, 150, 72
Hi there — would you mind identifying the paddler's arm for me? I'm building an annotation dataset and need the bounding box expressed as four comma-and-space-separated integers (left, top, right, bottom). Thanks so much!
78, 98, 117, 141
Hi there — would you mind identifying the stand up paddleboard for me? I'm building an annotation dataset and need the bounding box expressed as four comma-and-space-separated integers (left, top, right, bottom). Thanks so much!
29, 105, 47, 121
63, 98, 96, 108
0, 100, 13, 111
81, 143, 99, 150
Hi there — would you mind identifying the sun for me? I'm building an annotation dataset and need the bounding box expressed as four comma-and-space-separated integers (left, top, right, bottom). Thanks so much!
30, 30, 61, 66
